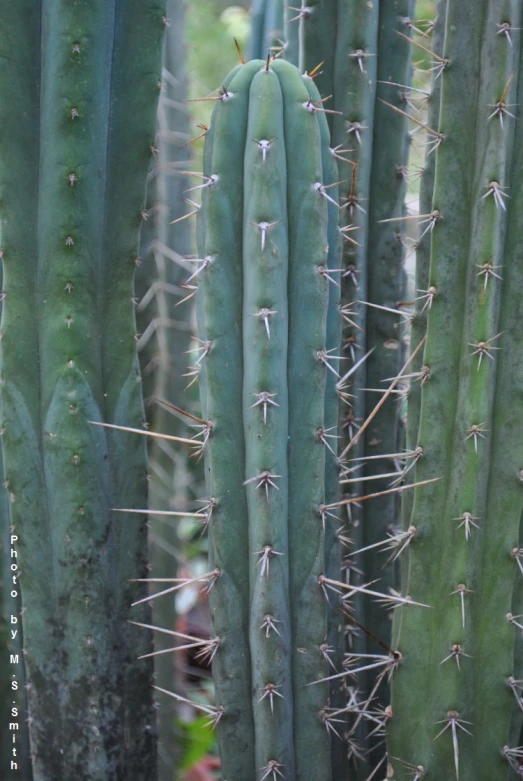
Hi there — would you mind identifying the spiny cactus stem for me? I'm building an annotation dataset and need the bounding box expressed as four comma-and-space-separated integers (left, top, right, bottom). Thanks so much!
243, 72, 293, 770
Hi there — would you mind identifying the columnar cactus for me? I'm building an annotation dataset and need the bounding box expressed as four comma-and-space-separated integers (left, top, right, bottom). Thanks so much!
0, 2, 166, 777
388, 1, 523, 778
196, 56, 343, 781
296, 3, 414, 771
402, 0, 447, 524
249, 0, 285, 61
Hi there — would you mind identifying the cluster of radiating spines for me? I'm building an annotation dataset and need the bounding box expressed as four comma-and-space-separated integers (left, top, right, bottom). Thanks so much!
385, 3, 523, 779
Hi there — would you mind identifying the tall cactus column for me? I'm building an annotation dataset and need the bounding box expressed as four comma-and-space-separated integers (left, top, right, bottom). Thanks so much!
0, 2, 166, 778
388, 1, 523, 778
197, 57, 341, 781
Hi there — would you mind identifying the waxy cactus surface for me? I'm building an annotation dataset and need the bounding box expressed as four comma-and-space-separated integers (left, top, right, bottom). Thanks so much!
196, 57, 344, 781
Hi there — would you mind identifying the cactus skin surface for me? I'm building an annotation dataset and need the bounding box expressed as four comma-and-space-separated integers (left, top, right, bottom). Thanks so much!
249, 0, 285, 61
389, 2, 523, 778
197, 57, 342, 781
0, 2, 166, 778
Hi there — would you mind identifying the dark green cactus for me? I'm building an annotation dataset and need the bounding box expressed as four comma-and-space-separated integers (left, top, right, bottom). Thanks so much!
297, 3, 414, 773
194, 56, 344, 781
0, 2, 167, 777
388, 1, 523, 778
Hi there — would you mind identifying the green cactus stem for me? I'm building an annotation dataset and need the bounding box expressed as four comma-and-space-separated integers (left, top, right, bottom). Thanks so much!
0, 2, 167, 777
298, 3, 414, 772
388, 1, 523, 778
402, 0, 447, 526
196, 56, 343, 781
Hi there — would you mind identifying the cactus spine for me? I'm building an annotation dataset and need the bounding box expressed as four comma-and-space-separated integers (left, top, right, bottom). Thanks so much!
197, 57, 342, 781
0, 2, 166, 776
389, 1, 523, 778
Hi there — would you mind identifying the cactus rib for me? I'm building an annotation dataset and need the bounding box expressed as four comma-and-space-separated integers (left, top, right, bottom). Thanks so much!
0, 2, 166, 776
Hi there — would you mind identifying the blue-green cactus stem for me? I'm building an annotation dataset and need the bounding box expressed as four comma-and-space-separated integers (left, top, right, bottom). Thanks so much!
243, 66, 294, 775
197, 60, 262, 781
249, 0, 285, 61
272, 58, 331, 781
389, 2, 523, 777
0, 1, 166, 776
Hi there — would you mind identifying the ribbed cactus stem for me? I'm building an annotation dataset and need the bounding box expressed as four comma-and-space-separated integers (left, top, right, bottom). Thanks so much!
197, 57, 341, 781
0, 3, 166, 776
389, 2, 523, 777
249, 0, 285, 61
354, 0, 413, 718
243, 66, 294, 774
198, 59, 261, 781
298, 1, 339, 135
283, 4, 300, 66
284, 62, 331, 781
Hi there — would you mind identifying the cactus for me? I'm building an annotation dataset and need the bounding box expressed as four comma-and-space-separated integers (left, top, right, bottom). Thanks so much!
249, 0, 285, 61
0, 3, 167, 777
296, 3, 414, 770
388, 1, 523, 778
134, 1, 196, 778
402, 0, 447, 524
346, 7, 413, 763
193, 56, 344, 781
283, 5, 300, 67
